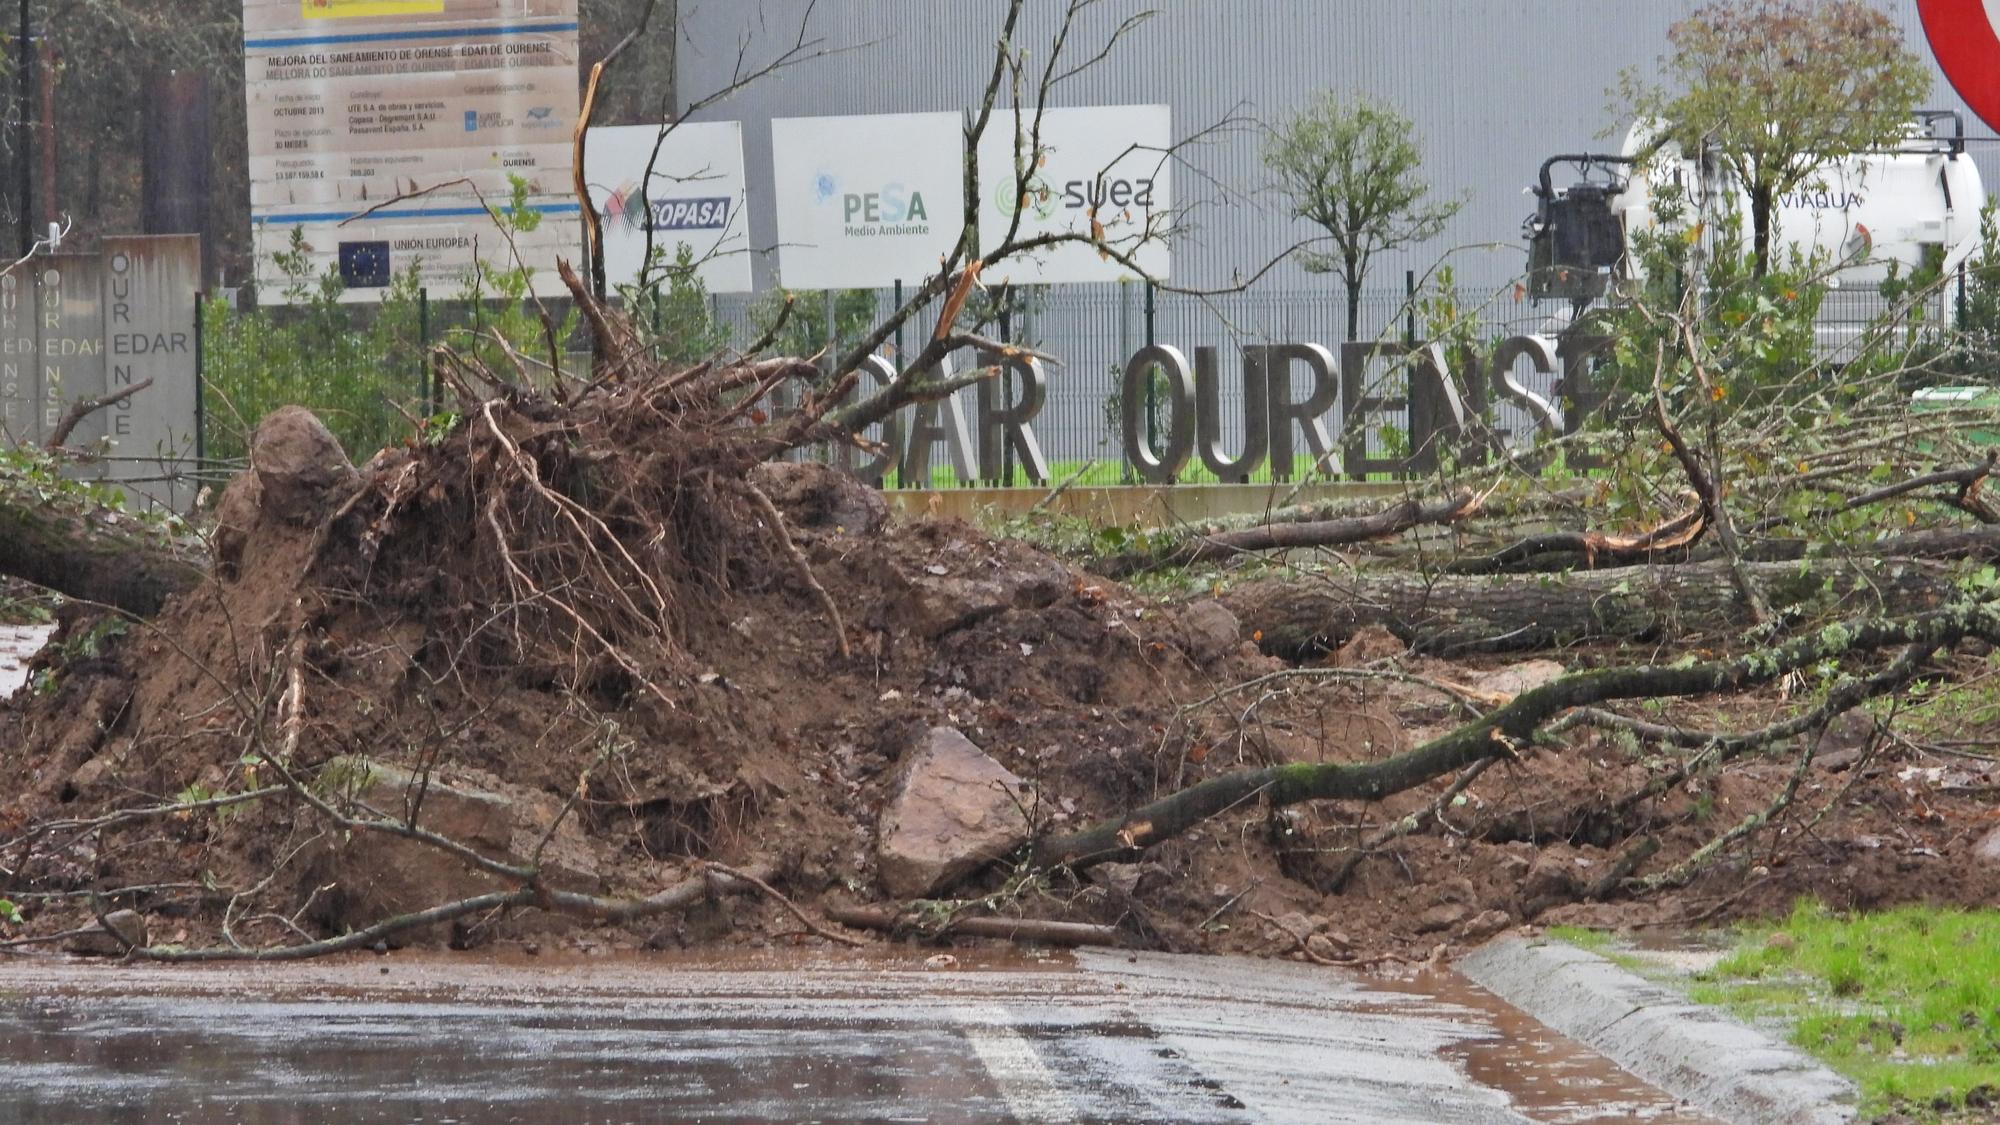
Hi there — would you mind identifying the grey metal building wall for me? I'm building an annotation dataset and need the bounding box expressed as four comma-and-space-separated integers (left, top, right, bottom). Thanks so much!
673, 1, 1999, 471
675, 0, 1998, 294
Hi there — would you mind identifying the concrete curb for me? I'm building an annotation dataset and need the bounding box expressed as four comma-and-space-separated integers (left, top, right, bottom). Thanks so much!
1457, 936, 1855, 1125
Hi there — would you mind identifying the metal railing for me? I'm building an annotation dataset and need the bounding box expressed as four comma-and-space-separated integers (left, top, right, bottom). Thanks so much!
194, 279, 1964, 487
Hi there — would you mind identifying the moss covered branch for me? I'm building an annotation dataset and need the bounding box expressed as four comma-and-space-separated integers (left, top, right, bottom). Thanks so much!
1033, 600, 1999, 870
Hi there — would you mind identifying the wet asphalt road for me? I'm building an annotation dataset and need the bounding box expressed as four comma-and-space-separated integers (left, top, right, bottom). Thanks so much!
0, 624, 49, 699
0, 950, 1710, 1124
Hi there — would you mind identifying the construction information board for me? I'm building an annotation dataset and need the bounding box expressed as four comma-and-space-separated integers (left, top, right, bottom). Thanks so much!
243, 0, 581, 301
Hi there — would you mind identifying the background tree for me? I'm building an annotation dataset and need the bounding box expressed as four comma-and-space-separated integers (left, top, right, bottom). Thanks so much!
1618, 0, 1931, 277
1264, 94, 1461, 340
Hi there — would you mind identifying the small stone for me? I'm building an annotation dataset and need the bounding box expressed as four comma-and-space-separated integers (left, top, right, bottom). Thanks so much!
63, 909, 148, 957
101, 910, 147, 949
904, 558, 1069, 639
1813, 710, 1877, 756
1334, 626, 1406, 667
1416, 903, 1472, 934
1177, 601, 1242, 666
1322, 930, 1354, 952
1520, 854, 1583, 916
1305, 934, 1344, 961
1274, 911, 1316, 938
1089, 863, 1142, 895
66, 755, 116, 794
1472, 660, 1567, 698
1974, 826, 2000, 865
1461, 909, 1512, 940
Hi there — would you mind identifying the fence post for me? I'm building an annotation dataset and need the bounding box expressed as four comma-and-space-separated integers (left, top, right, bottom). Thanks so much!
1958, 263, 1968, 333
892, 278, 904, 368
1404, 269, 1416, 346
193, 293, 206, 473
1144, 281, 1158, 462
418, 287, 432, 417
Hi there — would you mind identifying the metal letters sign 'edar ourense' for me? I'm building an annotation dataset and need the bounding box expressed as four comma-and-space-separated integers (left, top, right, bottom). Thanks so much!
1918, 0, 2000, 132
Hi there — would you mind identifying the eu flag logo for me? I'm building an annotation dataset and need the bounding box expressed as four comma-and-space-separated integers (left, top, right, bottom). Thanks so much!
339, 241, 392, 288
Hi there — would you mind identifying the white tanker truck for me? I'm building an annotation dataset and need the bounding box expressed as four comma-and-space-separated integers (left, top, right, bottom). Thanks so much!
1525, 112, 1987, 328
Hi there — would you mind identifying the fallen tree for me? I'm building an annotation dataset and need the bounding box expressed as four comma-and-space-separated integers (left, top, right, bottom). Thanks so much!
1221, 552, 1955, 656
0, 468, 204, 616
1093, 491, 1482, 578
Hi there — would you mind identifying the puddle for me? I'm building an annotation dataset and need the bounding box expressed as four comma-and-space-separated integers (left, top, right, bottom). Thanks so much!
0, 624, 52, 699
1381, 969, 1720, 1124
0, 951, 1729, 1123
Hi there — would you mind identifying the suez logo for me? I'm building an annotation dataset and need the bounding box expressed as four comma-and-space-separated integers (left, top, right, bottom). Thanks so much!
994, 173, 1158, 219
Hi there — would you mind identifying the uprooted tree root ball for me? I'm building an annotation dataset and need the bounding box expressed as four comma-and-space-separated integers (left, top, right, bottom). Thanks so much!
4, 295, 2000, 962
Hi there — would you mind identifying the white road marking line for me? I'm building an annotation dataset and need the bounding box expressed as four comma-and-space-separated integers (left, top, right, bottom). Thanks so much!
952, 1004, 1082, 1124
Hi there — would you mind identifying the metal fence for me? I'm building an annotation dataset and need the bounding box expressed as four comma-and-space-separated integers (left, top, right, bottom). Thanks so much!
195, 278, 1962, 487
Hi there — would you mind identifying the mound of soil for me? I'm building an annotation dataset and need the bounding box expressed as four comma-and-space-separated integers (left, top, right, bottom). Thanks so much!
3, 396, 1997, 963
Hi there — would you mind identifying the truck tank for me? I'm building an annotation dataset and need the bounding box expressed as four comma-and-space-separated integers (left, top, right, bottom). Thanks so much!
1522, 113, 1986, 356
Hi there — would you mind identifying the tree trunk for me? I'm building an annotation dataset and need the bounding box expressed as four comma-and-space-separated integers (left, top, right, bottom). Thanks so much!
1750, 184, 1773, 279
1094, 492, 1479, 578
1222, 555, 1953, 656
0, 493, 205, 616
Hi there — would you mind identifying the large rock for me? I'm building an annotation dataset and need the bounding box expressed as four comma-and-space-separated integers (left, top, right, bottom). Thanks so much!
877, 728, 1032, 897
250, 406, 359, 525
308, 756, 601, 939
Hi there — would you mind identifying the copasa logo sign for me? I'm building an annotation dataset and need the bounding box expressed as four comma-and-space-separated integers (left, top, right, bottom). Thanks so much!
606, 181, 731, 233
816, 172, 931, 236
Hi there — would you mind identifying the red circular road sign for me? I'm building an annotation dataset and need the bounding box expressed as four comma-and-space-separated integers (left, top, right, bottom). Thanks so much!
1919, 0, 2000, 131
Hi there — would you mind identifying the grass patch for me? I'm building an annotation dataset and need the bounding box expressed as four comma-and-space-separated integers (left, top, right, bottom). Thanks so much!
1544, 926, 1657, 974
1547, 924, 1616, 952
1692, 900, 2000, 1118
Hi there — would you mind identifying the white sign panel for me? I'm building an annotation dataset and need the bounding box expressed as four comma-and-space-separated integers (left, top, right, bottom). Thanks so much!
977, 105, 1172, 285
102, 236, 203, 510
770, 112, 963, 290
584, 123, 752, 294
243, 0, 581, 301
